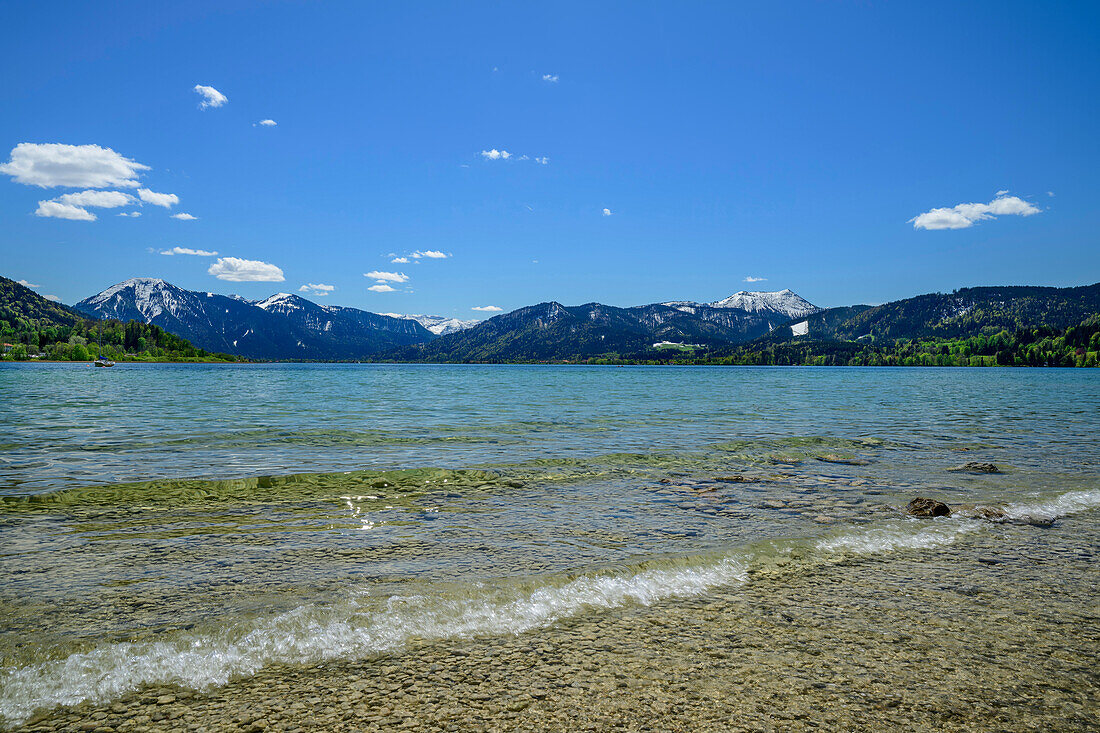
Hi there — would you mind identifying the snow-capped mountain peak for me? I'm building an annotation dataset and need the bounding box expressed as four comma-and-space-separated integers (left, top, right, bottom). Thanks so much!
79, 278, 190, 321
380, 313, 480, 336
256, 293, 310, 312
708, 289, 818, 318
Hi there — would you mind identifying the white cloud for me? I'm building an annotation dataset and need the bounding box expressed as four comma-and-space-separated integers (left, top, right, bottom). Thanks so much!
602, 208, 613, 216
257, 119, 277, 127
42, 294, 61, 302
472, 305, 503, 312
171, 213, 198, 220
194, 84, 227, 109
391, 256, 409, 263
118, 211, 141, 217
368, 284, 397, 293
161, 246, 218, 256
1047, 191, 1055, 197
743, 276, 767, 283
364, 271, 410, 283
208, 257, 284, 282
481, 149, 511, 160
542, 74, 559, 83
996, 189, 1010, 196
16, 279, 39, 288
56, 190, 136, 208
534, 156, 548, 165
410, 250, 449, 259
35, 200, 96, 221
910, 193, 1042, 230
299, 283, 335, 296
138, 188, 179, 208
0, 143, 149, 188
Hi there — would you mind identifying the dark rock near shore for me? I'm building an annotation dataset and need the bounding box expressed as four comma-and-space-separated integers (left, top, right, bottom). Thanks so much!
907, 497, 951, 517
948, 462, 1001, 474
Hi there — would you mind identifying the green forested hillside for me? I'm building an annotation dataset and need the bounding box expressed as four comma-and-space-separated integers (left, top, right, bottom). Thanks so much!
1, 276, 244, 362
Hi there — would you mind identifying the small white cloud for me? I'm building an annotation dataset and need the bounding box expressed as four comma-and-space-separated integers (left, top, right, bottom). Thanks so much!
42, 294, 61, 302
35, 200, 96, 221
16, 279, 39, 288
542, 74, 559, 83
996, 189, 1010, 196
171, 213, 198, 220
364, 271, 410, 283
602, 208, 612, 216
472, 305, 503, 312
299, 283, 335, 296
0, 143, 149, 188
257, 119, 277, 127
138, 188, 179, 208
910, 193, 1041, 230
194, 84, 227, 109
208, 257, 284, 282
534, 156, 548, 165
410, 250, 449, 259
368, 284, 397, 293
161, 246, 218, 256
117, 211, 141, 217
481, 149, 511, 160
391, 256, 409, 263
1047, 191, 1055, 197
56, 190, 136, 208
743, 276, 767, 283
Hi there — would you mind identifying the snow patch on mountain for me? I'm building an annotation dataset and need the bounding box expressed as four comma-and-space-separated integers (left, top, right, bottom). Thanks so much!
78, 278, 194, 322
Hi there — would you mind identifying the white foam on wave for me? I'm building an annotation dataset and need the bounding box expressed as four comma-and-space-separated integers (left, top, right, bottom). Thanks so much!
1001, 489, 1100, 524
815, 518, 983, 555
0, 558, 749, 725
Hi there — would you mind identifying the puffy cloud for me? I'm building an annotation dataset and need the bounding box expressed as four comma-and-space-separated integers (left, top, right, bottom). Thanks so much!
208, 257, 284, 282
35, 200, 96, 221
1047, 191, 1055, 197
257, 119, 277, 127
472, 305, 503, 312
996, 189, 1010, 196
391, 256, 409, 263
743, 276, 767, 283
410, 250, 448, 259
534, 156, 548, 165
56, 190, 136, 208
118, 211, 141, 217
42, 294, 61, 302
194, 84, 227, 109
481, 149, 511, 160
368, 284, 396, 293
161, 247, 218, 256
0, 143, 149, 188
602, 208, 612, 216
16, 279, 39, 288
364, 271, 410, 283
299, 283, 335, 296
137, 188, 179, 208
542, 74, 559, 83
910, 193, 1041, 230
171, 213, 198, 220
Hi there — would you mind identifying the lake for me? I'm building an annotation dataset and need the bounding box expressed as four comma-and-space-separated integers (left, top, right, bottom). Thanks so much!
1, 364, 1098, 730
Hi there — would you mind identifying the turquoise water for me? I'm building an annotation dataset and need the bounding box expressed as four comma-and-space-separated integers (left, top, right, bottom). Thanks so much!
0, 364, 1098, 728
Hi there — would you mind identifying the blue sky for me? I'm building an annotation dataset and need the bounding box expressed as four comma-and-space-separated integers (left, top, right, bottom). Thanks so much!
2, 1, 1098, 316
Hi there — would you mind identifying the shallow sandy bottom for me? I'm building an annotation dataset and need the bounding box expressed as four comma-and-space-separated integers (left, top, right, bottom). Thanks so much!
21, 518, 1099, 733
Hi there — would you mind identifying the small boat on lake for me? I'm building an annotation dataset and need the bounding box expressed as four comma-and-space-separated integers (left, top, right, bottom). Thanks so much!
94, 355, 115, 368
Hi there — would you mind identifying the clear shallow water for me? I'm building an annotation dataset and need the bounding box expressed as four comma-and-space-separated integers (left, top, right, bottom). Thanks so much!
0, 364, 1098, 728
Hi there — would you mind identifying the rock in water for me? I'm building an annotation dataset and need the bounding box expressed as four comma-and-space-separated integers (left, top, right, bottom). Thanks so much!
907, 497, 951, 517
948, 462, 1001, 474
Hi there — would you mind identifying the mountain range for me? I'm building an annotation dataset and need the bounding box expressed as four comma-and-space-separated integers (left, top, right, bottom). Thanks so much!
74, 279, 434, 360
9, 275, 1090, 363
72, 279, 823, 360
